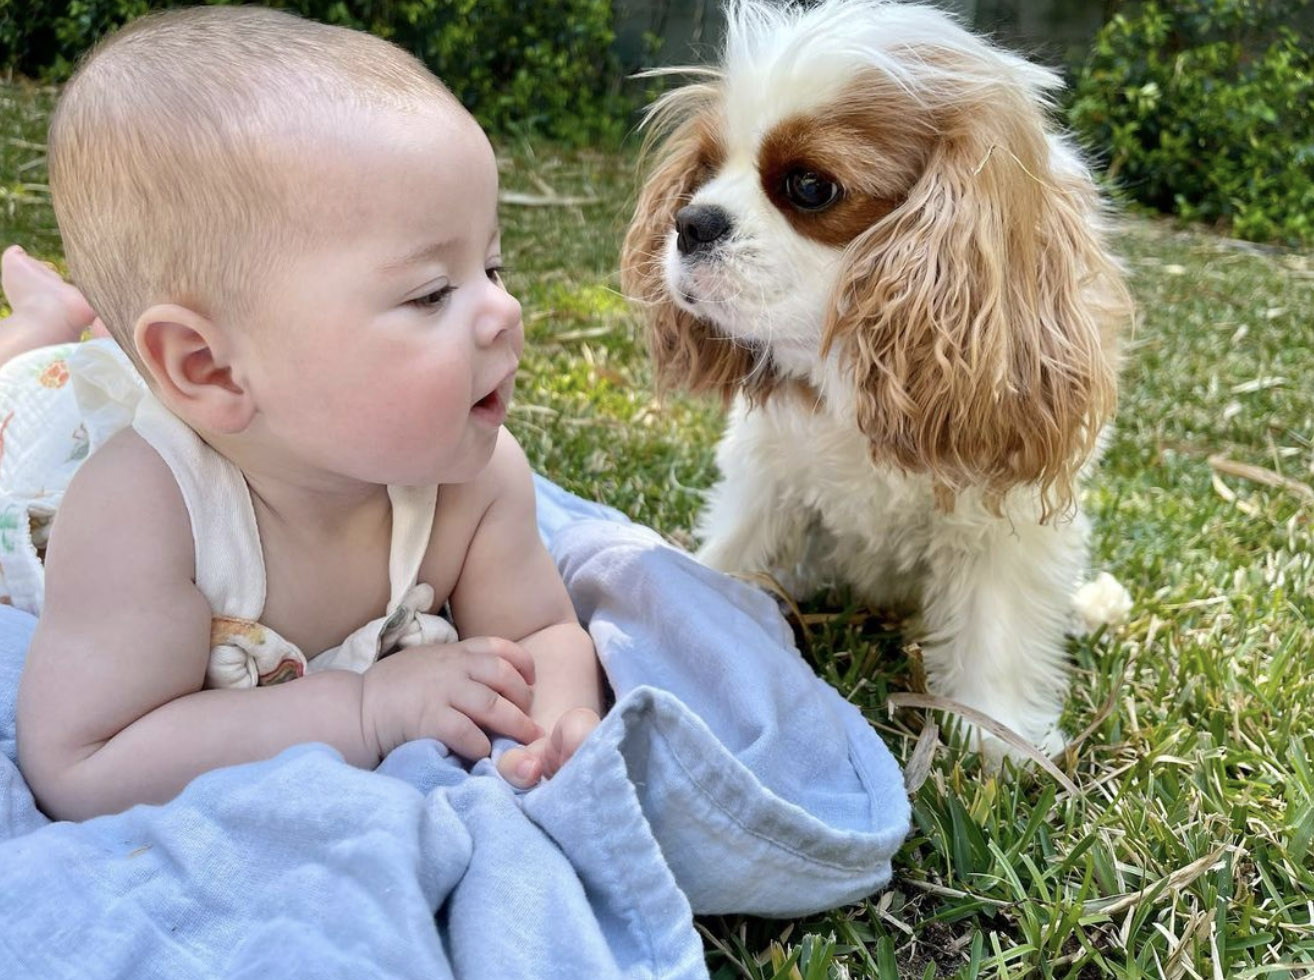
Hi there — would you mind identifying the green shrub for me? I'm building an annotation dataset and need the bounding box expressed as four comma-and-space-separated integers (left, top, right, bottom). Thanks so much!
401, 0, 630, 145
0, 0, 631, 144
1069, 0, 1314, 246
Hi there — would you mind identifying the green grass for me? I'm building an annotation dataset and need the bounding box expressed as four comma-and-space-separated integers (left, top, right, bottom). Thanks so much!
5, 79, 1314, 978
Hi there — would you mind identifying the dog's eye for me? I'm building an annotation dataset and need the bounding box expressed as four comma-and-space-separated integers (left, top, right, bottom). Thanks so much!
783, 169, 840, 211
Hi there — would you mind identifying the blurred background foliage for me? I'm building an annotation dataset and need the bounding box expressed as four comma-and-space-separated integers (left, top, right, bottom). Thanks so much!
0, 0, 632, 143
1069, 0, 1314, 247
0, 0, 1311, 242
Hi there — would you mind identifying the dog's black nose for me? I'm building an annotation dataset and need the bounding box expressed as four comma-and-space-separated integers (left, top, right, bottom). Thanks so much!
675, 204, 732, 255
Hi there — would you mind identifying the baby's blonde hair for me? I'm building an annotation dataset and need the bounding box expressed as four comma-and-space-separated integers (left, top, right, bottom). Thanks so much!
49, 5, 462, 366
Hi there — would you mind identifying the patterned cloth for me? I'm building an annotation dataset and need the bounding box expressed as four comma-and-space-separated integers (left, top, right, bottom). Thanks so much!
0, 342, 106, 611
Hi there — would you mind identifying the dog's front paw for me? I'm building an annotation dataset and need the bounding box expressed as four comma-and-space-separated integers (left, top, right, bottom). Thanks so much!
982, 726, 1068, 768
950, 717, 1068, 768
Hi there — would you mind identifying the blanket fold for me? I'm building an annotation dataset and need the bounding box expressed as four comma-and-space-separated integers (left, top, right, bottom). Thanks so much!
0, 478, 909, 979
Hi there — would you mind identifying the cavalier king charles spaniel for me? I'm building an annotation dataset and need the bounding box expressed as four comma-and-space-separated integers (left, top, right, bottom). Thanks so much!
621, 0, 1133, 759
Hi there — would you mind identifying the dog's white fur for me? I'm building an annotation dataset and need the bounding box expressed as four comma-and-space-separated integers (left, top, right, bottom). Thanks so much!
621, 0, 1132, 758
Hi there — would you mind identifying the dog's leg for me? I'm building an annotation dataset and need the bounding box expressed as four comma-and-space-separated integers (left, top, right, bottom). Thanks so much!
695, 461, 803, 580
694, 410, 808, 583
916, 507, 1090, 761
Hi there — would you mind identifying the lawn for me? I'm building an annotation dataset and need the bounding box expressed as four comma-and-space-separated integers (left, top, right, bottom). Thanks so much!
4, 76, 1314, 978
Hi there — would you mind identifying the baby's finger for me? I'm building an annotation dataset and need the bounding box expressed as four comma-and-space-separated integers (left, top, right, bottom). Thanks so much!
432, 712, 493, 762
453, 686, 541, 746
465, 636, 536, 685
468, 653, 533, 712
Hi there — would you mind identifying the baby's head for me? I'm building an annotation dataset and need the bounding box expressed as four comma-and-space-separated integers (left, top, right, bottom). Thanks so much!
52, 6, 522, 488
48, 5, 470, 371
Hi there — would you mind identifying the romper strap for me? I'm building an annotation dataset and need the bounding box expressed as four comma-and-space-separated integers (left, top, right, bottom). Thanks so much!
384, 485, 439, 608
131, 393, 266, 619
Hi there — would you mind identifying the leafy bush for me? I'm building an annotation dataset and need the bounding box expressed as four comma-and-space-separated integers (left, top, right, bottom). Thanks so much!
1069, 0, 1314, 246
0, 0, 631, 144
401, 0, 630, 144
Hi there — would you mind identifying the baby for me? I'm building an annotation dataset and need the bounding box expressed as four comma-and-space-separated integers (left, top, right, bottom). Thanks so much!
7, 6, 603, 820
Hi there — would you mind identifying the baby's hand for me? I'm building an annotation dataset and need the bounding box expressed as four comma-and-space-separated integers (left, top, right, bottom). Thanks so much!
360, 636, 542, 763
498, 707, 601, 789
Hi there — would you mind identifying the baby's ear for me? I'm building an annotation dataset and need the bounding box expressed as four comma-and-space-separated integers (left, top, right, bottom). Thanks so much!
134, 305, 255, 434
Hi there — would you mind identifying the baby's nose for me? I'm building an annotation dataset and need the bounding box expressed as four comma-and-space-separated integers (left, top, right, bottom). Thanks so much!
477, 285, 522, 347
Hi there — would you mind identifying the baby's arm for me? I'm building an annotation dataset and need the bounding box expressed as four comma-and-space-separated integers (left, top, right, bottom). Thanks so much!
448, 431, 602, 784
17, 432, 539, 820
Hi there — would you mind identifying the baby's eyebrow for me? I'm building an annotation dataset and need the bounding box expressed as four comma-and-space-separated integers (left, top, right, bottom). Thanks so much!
379, 227, 503, 273
379, 239, 459, 273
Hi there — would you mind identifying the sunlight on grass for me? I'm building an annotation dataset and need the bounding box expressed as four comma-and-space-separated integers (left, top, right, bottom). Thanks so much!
3, 78, 1312, 978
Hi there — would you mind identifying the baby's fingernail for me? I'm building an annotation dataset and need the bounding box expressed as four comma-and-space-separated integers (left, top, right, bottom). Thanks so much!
516, 758, 536, 779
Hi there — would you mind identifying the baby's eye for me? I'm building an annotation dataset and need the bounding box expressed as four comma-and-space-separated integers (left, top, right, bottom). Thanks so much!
410, 285, 454, 310
486, 264, 505, 285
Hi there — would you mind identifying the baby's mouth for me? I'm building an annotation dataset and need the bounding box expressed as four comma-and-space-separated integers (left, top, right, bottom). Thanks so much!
471, 371, 515, 422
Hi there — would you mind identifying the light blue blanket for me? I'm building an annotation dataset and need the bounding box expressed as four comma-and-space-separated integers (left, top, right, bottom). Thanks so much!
0, 477, 909, 979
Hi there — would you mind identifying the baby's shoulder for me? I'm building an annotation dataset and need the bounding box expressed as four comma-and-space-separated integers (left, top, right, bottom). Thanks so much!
439, 428, 533, 516
39, 424, 199, 618
73, 424, 177, 491
419, 428, 534, 582
481, 427, 533, 490
59, 426, 191, 546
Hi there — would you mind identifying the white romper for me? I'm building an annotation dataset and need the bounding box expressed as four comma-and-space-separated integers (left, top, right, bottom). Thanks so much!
0, 338, 456, 685
131, 394, 459, 688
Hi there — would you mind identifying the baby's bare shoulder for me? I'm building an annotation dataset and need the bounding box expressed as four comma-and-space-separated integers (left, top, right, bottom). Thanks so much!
467, 428, 534, 506
43, 426, 198, 608
419, 428, 535, 591
59, 425, 191, 537
68, 424, 182, 493
445, 428, 534, 523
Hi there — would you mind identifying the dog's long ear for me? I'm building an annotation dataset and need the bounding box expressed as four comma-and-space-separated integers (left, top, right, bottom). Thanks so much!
826, 81, 1130, 519
620, 89, 767, 405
